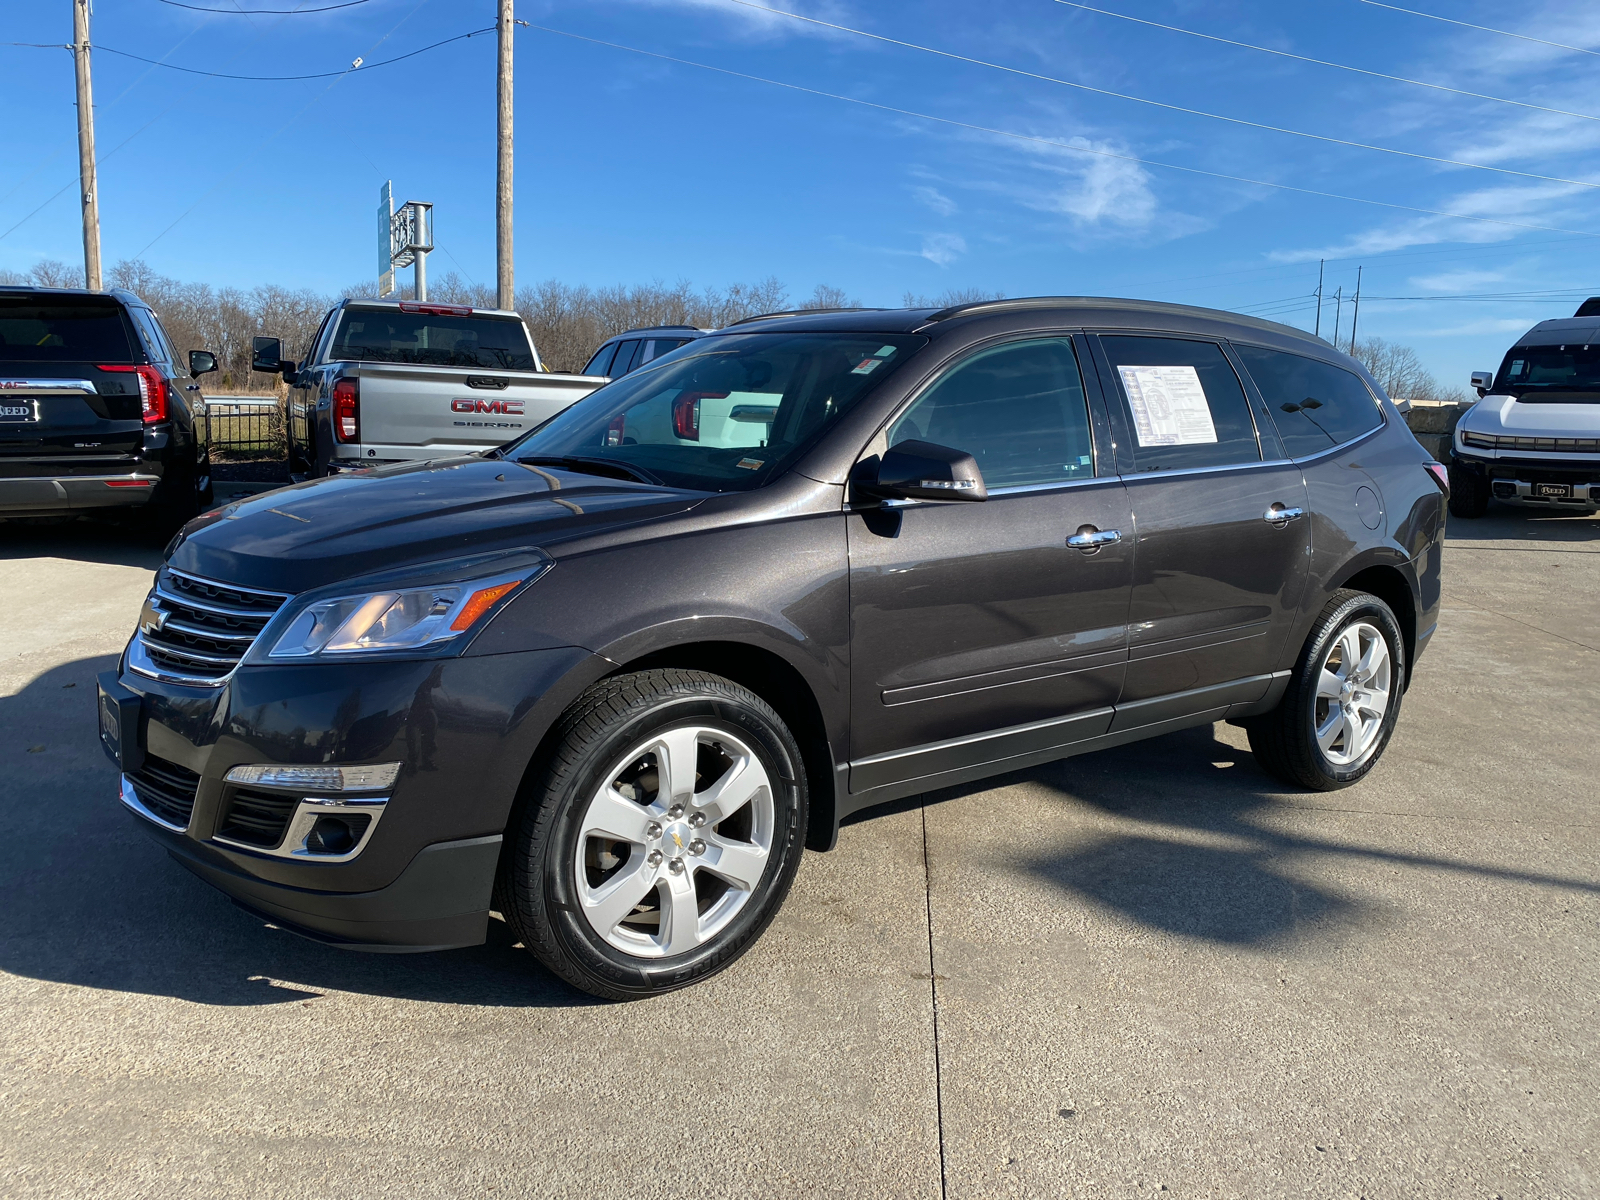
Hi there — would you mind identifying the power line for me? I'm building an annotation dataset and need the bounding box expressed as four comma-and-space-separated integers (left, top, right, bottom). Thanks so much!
520, 21, 1600, 239
721, 0, 1600, 193
155, 0, 375, 11
1055, 2, 1600, 124
98, 26, 493, 80
1357, 1, 1600, 58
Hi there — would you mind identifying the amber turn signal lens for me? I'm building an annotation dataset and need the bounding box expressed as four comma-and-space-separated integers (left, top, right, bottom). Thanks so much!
449, 581, 520, 631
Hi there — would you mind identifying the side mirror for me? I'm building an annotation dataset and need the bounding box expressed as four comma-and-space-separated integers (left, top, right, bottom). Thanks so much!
279, 360, 299, 386
251, 336, 283, 374
862, 439, 987, 503
1470, 370, 1493, 397
188, 350, 217, 378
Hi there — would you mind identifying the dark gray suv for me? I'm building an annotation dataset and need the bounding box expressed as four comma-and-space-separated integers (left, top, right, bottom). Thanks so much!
100, 298, 1446, 999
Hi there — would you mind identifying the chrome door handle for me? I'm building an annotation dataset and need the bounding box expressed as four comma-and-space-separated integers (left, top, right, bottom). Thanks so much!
1068, 526, 1122, 550
1264, 504, 1304, 525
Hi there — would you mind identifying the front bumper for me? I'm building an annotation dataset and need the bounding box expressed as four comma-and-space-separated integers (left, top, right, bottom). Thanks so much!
102, 644, 595, 950
1450, 453, 1600, 509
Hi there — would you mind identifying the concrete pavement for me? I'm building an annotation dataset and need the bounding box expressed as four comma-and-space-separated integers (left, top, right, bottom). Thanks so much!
0, 505, 1594, 1199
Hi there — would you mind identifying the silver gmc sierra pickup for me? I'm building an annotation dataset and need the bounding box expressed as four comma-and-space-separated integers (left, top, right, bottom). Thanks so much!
251, 299, 607, 477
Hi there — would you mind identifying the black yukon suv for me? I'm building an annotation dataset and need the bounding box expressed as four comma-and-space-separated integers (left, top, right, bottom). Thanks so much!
101, 298, 1445, 999
0, 287, 215, 524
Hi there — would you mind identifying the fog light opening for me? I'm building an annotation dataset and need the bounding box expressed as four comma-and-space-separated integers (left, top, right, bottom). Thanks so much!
303, 814, 371, 856
1491, 482, 1516, 499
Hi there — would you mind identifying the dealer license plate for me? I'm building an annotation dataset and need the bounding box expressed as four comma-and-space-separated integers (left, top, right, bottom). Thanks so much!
1534, 482, 1572, 499
0, 403, 33, 422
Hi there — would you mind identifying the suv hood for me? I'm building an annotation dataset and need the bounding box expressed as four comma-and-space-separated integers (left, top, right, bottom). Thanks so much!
1462, 395, 1600, 436
168, 456, 706, 594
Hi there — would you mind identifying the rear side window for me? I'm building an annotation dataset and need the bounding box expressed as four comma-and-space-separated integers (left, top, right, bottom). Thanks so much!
1235, 345, 1383, 456
0, 300, 135, 363
330, 310, 535, 369
583, 342, 618, 376
1100, 335, 1260, 471
889, 337, 1095, 489
610, 340, 642, 376
639, 337, 689, 366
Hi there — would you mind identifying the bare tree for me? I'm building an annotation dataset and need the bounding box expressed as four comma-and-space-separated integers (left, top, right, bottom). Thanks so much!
799, 284, 862, 310
902, 286, 1006, 308
26, 259, 86, 288
1349, 335, 1466, 403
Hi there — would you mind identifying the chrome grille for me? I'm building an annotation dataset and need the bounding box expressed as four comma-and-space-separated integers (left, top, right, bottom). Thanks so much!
130, 567, 290, 686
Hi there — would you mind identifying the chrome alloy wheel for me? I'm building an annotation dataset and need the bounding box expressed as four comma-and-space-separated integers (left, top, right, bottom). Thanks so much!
574, 725, 775, 959
1313, 621, 1392, 767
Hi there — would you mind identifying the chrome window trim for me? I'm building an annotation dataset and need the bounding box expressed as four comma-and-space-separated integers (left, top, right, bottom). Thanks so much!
0, 378, 100, 395
1282, 422, 1387, 466
119, 774, 188, 833
212, 795, 388, 863
1119, 457, 1295, 482
986, 475, 1127, 497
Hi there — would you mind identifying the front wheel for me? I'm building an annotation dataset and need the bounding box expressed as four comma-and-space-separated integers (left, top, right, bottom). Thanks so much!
498, 669, 808, 1000
1247, 590, 1405, 791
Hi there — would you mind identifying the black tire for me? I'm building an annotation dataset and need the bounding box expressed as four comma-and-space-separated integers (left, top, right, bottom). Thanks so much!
1246, 589, 1406, 791
1447, 462, 1490, 518
497, 669, 808, 1000
136, 463, 203, 537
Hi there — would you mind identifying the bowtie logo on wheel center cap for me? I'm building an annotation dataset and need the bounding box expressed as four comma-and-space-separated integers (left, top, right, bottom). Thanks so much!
663, 822, 692, 856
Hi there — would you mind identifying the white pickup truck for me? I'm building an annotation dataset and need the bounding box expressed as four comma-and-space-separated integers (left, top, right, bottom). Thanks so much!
250, 299, 606, 477
1450, 301, 1600, 517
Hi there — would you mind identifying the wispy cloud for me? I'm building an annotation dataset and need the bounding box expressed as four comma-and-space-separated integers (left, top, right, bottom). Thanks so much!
919, 233, 966, 266
1408, 269, 1506, 292
912, 185, 958, 216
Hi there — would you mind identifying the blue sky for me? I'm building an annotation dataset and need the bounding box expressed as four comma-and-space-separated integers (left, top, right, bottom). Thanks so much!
5, 0, 1600, 388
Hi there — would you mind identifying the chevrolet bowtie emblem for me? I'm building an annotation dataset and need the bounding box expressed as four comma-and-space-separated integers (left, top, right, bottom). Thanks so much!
672, 831, 683, 850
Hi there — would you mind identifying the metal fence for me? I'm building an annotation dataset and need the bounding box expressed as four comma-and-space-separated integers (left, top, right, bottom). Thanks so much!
206, 396, 283, 456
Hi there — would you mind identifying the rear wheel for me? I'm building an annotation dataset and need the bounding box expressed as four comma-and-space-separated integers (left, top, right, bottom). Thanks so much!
1247, 589, 1405, 791
498, 669, 808, 1000
1447, 462, 1490, 518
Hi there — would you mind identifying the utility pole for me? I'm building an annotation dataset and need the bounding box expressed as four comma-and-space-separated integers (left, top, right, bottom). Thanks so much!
1314, 259, 1324, 338
72, 0, 102, 291
496, 0, 514, 310
1349, 265, 1363, 355
1332, 286, 1343, 349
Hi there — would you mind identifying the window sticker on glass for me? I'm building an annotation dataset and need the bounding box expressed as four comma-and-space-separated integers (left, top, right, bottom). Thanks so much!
736, 457, 765, 470
851, 358, 884, 375
1117, 364, 1219, 447
874, 345, 897, 358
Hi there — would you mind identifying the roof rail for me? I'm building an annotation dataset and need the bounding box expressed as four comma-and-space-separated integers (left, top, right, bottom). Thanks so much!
726, 307, 880, 327
920, 296, 1092, 324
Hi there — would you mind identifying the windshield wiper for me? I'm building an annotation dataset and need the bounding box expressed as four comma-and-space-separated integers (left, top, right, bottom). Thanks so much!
516, 456, 662, 485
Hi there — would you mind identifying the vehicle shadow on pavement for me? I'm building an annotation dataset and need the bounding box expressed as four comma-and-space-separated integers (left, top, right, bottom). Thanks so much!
909, 725, 1600, 947
0, 655, 597, 1009
0, 519, 167, 569
1443, 505, 1600, 545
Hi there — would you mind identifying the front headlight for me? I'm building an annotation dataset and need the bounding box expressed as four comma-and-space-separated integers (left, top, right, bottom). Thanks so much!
267, 569, 533, 659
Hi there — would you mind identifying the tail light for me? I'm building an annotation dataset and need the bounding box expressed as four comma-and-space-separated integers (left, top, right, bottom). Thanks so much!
605, 414, 627, 447
1424, 462, 1450, 496
671, 391, 727, 442
99, 364, 167, 424
333, 378, 360, 443
398, 301, 471, 316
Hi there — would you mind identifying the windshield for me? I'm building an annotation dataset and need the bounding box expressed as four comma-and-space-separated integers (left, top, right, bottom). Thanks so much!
1494, 344, 1600, 402
330, 309, 535, 369
502, 331, 927, 491
0, 299, 135, 363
